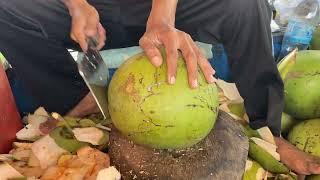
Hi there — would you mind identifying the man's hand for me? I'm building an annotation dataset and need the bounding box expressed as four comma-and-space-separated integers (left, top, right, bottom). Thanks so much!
275, 137, 320, 175
62, 0, 106, 51
140, 0, 216, 89
140, 24, 216, 88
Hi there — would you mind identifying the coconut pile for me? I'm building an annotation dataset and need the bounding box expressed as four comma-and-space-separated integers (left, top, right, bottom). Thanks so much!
0, 107, 121, 180
219, 50, 320, 180
216, 80, 297, 180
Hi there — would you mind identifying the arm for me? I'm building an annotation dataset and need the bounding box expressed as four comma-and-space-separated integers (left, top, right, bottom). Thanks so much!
61, 0, 84, 13
60, 0, 106, 51
147, 0, 178, 27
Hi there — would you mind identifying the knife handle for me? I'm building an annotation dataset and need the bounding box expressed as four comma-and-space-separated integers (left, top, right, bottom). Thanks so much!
87, 37, 98, 49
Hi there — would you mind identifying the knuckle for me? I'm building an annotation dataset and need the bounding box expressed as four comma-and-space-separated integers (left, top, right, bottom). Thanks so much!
147, 49, 158, 57
184, 49, 196, 59
185, 53, 196, 62
164, 30, 176, 38
194, 50, 202, 60
73, 30, 82, 37
139, 38, 147, 46
140, 37, 153, 47
167, 48, 177, 56
184, 33, 192, 40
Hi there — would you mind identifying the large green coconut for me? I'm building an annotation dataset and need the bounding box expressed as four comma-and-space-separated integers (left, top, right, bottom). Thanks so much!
288, 119, 320, 180
108, 52, 219, 149
279, 50, 320, 119
287, 119, 320, 157
311, 27, 320, 50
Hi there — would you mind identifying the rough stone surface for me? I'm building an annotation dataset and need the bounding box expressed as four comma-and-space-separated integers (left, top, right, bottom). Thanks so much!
109, 111, 249, 180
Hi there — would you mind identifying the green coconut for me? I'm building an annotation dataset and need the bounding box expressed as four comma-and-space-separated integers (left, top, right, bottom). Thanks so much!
311, 27, 320, 50
278, 50, 320, 119
288, 119, 320, 157
288, 119, 320, 180
243, 159, 266, 180
108, 52, 219, 149
307, 175, 320, 180
281, 112, 298, 135
49, 127, 89, 154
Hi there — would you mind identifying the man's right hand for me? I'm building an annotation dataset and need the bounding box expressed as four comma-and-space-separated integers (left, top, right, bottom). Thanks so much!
62, 0, 106, 51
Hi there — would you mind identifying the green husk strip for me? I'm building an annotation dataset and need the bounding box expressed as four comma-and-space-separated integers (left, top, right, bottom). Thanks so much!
248, 140, 289, 174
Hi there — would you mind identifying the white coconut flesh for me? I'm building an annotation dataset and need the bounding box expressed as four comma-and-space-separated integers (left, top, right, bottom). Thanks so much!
251, 137, 280, 161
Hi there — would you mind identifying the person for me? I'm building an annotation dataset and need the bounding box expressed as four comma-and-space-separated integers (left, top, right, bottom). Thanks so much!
0, 0, 319, 176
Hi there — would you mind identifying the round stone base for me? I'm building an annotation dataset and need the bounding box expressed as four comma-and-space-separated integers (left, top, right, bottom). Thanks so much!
109, 111, 249, 180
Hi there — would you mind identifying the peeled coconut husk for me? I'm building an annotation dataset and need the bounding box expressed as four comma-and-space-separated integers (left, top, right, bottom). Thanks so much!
31, 135, 68, 169
256, 127, 276, 145
243, 159, 267, 180
216, 79, 243, 102
242, 124, 261, 138
219, 103, 245, 123
227, 102, 246, 119
49, 127, 89, 154
0, 162, 25, 179
72, 127, 107, 146
248, 140, 289, 174
250, 137, 280, 161
277, 49, 298, 80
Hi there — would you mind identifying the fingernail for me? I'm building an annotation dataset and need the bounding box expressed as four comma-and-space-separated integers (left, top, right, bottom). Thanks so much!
152, 56, 162, 67
169, 76, 175, 84
192, 79, 198, 88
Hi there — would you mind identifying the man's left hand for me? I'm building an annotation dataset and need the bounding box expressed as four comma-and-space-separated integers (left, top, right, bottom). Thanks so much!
139, 23, 216, 89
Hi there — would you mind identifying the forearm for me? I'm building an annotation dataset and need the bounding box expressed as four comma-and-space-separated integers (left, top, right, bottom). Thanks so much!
147, 0, 178, 27
60, 0, 88, 15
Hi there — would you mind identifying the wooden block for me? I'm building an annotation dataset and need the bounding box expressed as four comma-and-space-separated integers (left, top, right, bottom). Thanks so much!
109, 111, 249, 180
